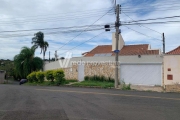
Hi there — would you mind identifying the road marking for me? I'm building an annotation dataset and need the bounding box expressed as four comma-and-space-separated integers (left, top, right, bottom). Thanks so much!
36, 89, 180, 101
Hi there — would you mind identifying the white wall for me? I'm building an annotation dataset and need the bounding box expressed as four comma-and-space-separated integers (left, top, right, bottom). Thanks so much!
164, 55, 180, 85
112, 33, 125, 51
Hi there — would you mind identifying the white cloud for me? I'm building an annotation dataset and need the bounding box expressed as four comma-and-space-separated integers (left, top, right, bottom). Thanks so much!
0, 0, 179, 60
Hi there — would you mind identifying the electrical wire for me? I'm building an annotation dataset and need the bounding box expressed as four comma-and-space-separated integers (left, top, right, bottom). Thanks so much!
0, 23, 114, 33
121, 16, 180, 23
0, 27, 115, 38
122, 11, 161, 35
122, 21, 180, 25
58, 31, 105, 55
56, 8, 114, 51
123, 26, 162, 41
0, 7, 114, 21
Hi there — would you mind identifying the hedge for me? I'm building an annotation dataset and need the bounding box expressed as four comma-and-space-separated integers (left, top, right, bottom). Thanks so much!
53, 69, 65, 85
45, 70, 54, 82
36, 71, 44, 83
27, 69, 65, 85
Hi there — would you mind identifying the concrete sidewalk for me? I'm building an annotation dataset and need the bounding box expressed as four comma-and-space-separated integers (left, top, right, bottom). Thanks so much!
130, 85, 163, 92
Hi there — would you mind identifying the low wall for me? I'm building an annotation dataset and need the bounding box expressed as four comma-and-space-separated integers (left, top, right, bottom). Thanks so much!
44, 55, 162, 81
62, 65, 78, 80
85, 63, 115, 79
165, 84, 180, 92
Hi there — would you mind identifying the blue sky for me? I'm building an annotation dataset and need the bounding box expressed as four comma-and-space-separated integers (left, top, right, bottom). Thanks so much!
0, 0, 179, 60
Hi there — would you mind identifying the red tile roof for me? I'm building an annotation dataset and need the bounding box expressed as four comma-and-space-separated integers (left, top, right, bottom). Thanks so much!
166, 46, 180, 55
84, 44, 160, 57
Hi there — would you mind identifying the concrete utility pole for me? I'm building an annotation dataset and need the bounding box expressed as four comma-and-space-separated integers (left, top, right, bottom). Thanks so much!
162, 33, 165, 54
49, 51, 50, 63
115, 4, 120, 88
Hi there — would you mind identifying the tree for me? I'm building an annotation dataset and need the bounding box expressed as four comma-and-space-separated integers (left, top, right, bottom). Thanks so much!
13, 46, 43, 79
32, 31, 49, 60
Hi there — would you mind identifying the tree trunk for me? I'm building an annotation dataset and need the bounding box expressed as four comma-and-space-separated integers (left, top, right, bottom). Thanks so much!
43, 48, 45, 60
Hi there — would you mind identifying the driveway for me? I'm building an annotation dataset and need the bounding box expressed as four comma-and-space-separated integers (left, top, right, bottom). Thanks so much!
0, 84, 180, 120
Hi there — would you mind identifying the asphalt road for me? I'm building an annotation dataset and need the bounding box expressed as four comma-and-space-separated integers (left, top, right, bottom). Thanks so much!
0, 84, 180, 120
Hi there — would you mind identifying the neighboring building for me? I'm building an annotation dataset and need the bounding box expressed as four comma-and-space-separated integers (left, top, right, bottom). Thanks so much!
164, 46, 180, 85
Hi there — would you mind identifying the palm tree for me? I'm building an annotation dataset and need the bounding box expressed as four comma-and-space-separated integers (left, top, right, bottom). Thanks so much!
32, 31, 49, 60
14, 46, 43, 78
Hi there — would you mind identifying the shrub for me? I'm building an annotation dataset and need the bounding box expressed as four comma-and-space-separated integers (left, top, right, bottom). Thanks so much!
27, 74, 33, 83
27, 72, 37, 83
84, 76, 90, 81
84, 75, 114, 82
36, 71, 44, 83
53, 69, 65, 85
121, 80, 131, 90
107, 77, 115, 83
100, 75, 106, 82
45, 70, 54, 82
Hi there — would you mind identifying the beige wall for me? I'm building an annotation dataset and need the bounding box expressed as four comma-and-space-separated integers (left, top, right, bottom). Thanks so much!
85, 63, 115, 79
62, 65, 78, 80
164, 55, 180, 85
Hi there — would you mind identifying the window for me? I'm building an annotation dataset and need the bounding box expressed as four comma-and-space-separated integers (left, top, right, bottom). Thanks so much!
168, 68, 171, 71
167, 75, 173, 80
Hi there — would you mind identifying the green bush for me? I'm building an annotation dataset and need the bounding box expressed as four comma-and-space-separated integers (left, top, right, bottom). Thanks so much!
84, 76, 89, 81
121, 80, 131, 90
36, 71, 44, 83
45, 70, 54, 82
27, 72, 37, 83
27, 74, 33, 83
107, 77, 115, 83
53, 69, 65, 85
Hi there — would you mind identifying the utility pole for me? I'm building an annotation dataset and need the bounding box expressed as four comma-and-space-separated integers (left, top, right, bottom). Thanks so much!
49, 51, 50, 63
115, 4, 120, 88
162, 33, 165, 89
162, 33, 165, 54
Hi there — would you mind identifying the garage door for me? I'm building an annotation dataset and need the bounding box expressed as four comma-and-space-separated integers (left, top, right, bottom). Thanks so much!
120, 64, 162, 86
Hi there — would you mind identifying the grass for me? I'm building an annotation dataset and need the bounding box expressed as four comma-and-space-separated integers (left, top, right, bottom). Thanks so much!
24, 79, 113, 88
72, 80, 114, 88
64, 80, 78, 84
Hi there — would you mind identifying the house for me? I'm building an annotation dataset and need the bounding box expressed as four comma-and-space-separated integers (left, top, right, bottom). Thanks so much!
81, 43, 162, 86
44, 33, 163, 86
164, 46, 180, 85
83, 44, 160, 57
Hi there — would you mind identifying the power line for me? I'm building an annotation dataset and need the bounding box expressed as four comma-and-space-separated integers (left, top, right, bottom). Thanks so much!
123, 26, 162, 41
122, 7, 180, 13
122, 5, 180, 10
122, 11, 161, 35
0, 7, 114, 21
0, 27, 115, 38
56, 8, 114, 51
59, 31, 105, 55
122, 21, 180, 25
0, 12, 114, 27
0, 23, 114, 33
122, 16, 180, 23
121, 2, 180, 8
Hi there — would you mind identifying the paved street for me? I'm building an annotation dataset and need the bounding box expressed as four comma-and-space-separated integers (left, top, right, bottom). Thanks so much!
0, 84, 180, 120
